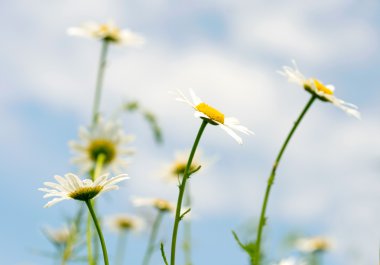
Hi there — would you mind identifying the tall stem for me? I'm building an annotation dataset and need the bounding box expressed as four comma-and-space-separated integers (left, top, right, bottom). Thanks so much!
92, 39, 109, 127
170, 120, 208, 265
85, 200, 109, 265
115, 230, 128, 265
183, 184, 192, 265
254, 96, 316, 265
87, 153, 106, 265
142, 211, 164, 265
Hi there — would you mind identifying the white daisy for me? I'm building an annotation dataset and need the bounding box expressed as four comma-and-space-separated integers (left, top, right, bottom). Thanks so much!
67, 20, 145, 46
273, 257, 306, 265
43, 226, 71, 245
174, 89, 254, 144
278, 60, 360, 119
295, 236, 332, 253
162, 150, 202, 182
69, 118, 134, 174
39, 173, 129, 207
106, 214, 144, 233
132, 197, 175, 213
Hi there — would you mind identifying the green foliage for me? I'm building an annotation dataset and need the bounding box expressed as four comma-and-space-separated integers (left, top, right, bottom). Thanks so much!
123, 100, 163, 144
232, 231, 257, 265
160, 242, 169, 265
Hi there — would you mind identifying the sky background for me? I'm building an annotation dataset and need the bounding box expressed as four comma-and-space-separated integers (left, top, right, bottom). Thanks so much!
0, 0, 379, 264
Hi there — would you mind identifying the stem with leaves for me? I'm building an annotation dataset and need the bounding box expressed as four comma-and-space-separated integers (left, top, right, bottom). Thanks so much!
169, 120, 208, 265
254, 95, 316, 265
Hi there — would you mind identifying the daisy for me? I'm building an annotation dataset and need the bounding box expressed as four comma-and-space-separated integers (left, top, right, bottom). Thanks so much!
174, 89, 254, 144
39, 173, 129, 207
69, 118, 134, 174
295, 236, 332, 253
132, 197, 175, 213
273, 257, 306, 265
163, 150, 202, 182
278, 60, 360, 119
43, 226, 71, 245
67, 20, 145, 46
106, 214, 144, 233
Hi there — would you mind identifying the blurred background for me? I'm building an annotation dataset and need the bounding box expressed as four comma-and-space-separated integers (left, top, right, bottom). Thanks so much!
0, 0, 379, 264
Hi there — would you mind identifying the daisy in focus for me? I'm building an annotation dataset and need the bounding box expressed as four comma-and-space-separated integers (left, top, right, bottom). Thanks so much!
278, 60, 360, 119
174, 89, 254, 144
295, 236, 332, 253
106, 214, 144, 233
132, 197, 175, 213
69, 118, 134, 174
67, 20, 145, 46
39, 173, 128, 207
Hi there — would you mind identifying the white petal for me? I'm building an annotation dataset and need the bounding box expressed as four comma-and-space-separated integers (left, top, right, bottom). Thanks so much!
44, 197, 69, 208
189, 88, 202, 105
218, 124, 243, 144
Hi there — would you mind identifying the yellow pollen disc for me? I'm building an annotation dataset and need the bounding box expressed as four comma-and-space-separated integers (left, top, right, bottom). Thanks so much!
99, 24, 109, 33
313, 79, 333, 95
87, 139, 116, 164
69, 186, 103, 201
195, 103, 225, 124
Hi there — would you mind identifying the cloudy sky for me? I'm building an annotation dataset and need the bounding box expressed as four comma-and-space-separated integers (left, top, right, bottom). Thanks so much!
0, 0, 379, 264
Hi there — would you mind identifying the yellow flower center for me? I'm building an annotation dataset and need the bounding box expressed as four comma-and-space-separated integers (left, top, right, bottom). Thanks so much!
87, 139, 116, 165
116, 218, 135, 230
98, 24, 120, 42
69, 186, 103, 201
154, 199, 173, 212
313, 79, 333, 95
172, 162, 198, 177
195, 103, 225, 124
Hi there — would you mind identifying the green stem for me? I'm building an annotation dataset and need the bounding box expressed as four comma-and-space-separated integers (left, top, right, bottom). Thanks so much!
85, 200, 109, 265
92, 39, 109, 127
142, 211, 164, 265
115, 230, 128, 265
183, 184, 192, 265
87, 154, 106, 265
170, 119, 208, 265
87, 213, 95, 265
254, 96, 316, 265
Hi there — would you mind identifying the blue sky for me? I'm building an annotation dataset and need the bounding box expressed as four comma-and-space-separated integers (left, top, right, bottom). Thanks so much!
0, 0, 379, 264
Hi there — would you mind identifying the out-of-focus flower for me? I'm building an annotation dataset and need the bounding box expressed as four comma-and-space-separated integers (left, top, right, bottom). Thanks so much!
174, 89, 254, 144
70, 118, 134, 174
278, 60, 360, 119
106, 214, 144, 233
132, 197, 175, 212
39, 173, 128, 207
67, 20, 145, 46
273, 257, 306, 265
44, 226, 71, 245
162, 150, 202, 181
295, 236, 332, 253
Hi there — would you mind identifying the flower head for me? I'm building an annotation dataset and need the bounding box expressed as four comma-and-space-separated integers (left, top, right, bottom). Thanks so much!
67, 20, 145, 46
106, 214, 144, 233
132, 197, 175, 213
70, 118, 134, 174
43, 226, 71, 245
39, 173, 129, 207
273, 257, 306, 265
295, 236, 332, 253
278, 60, 360, 119
174, 89, 254, 144
163, 150, 202, 181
